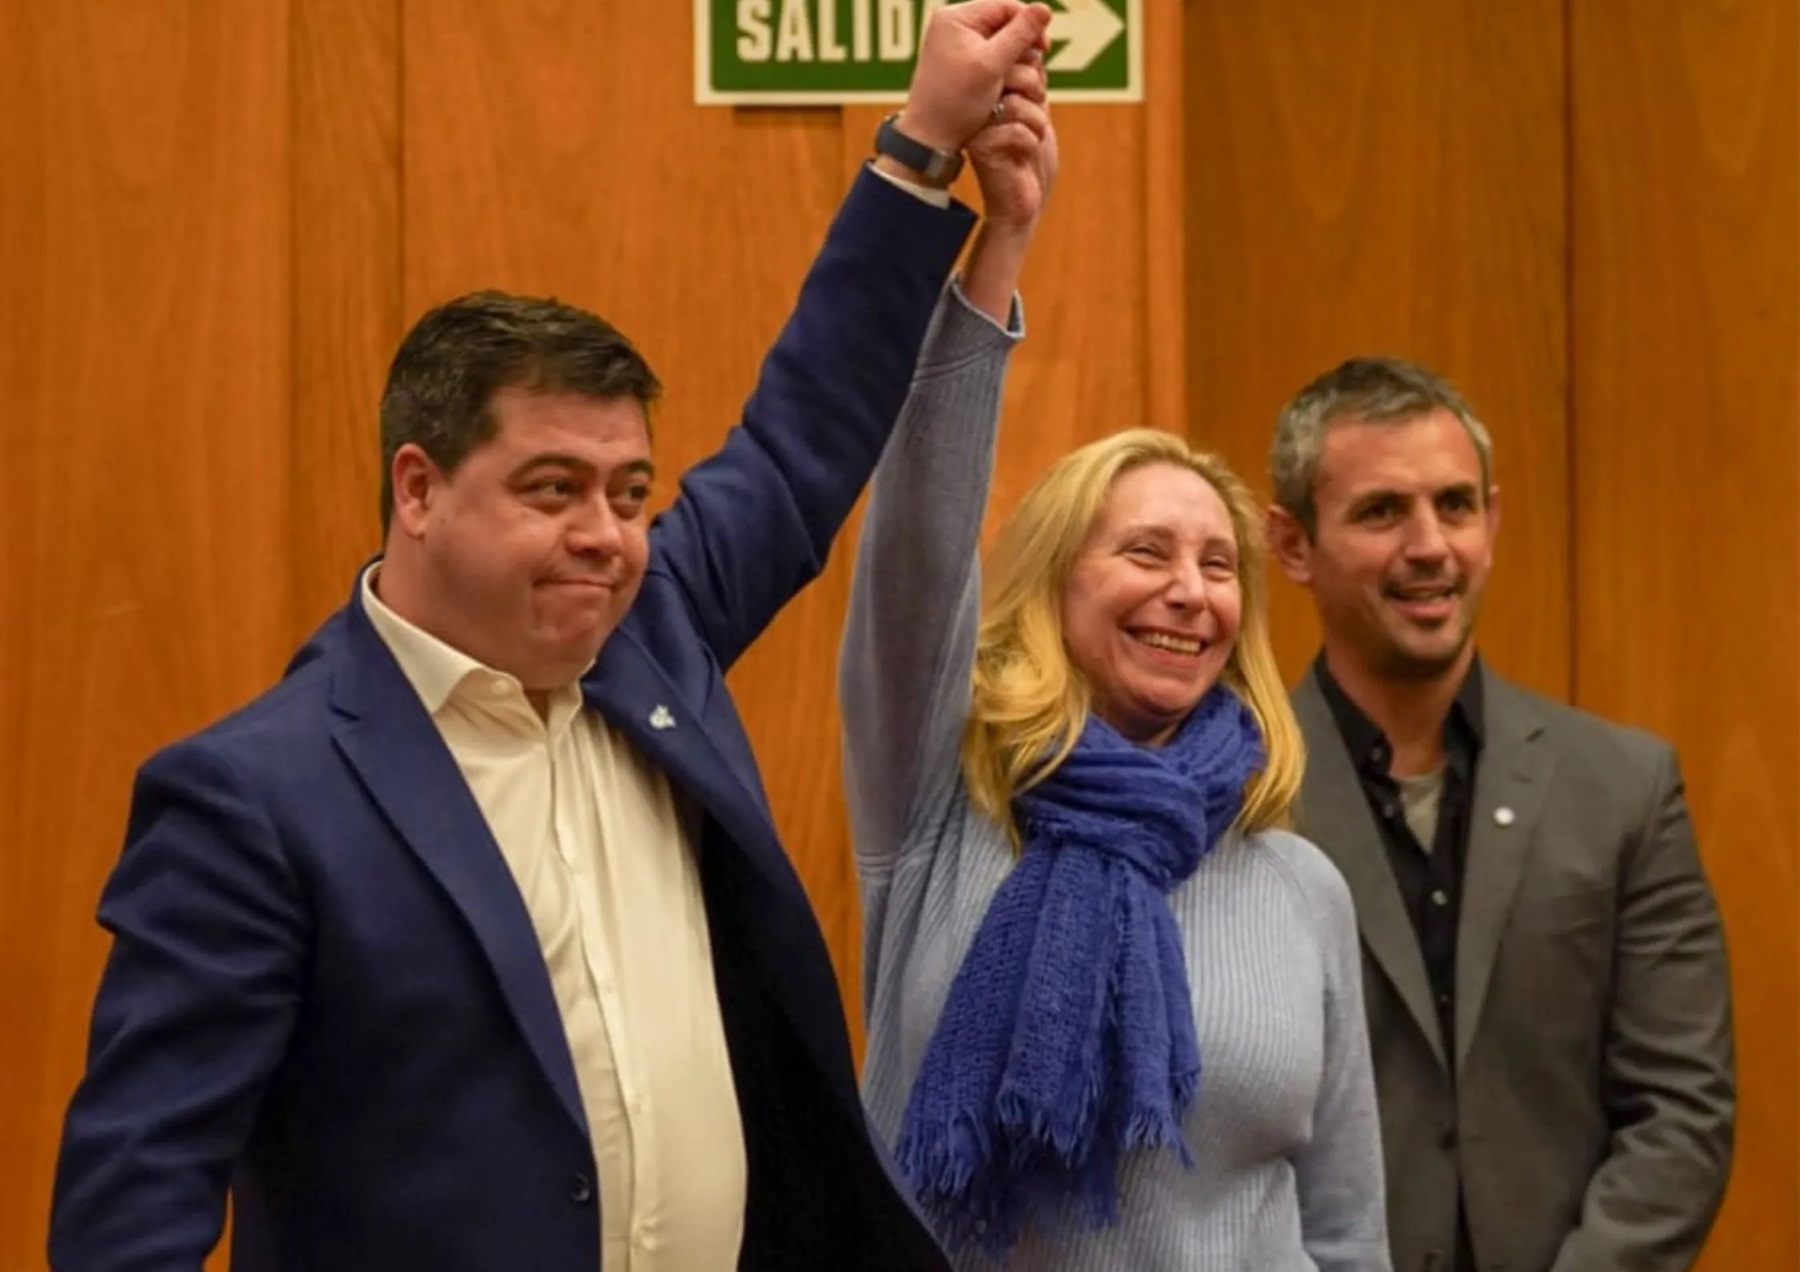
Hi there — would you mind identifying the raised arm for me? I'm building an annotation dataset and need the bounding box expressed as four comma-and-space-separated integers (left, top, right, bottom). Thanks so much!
840, 56, 1056, 881
648, 2, 1053, 672
1548, 748, 1735, 1272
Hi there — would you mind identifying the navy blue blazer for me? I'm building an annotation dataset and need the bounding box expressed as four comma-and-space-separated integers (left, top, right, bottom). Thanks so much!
50, 171, 972, 1272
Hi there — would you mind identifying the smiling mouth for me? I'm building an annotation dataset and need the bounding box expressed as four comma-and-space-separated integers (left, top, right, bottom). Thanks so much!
1130, 629, 1206, 656
1386, 584, 1458, 602
1383, 586, 1461, 625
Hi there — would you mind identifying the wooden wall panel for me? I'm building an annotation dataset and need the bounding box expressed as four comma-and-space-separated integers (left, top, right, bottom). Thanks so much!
1140, 0, 1188, 436
1182, 0, 1572, 698
0, 3, 296, 1261
291, 0, 401, 635
23, 4, 1793, 1266
1570, 1, 1800, 1266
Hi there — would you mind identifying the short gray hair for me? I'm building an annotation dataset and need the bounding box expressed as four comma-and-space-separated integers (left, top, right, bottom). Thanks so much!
1269, 355, 1493, 537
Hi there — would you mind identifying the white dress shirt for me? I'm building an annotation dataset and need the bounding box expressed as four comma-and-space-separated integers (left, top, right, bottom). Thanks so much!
364, 567, 745, 1269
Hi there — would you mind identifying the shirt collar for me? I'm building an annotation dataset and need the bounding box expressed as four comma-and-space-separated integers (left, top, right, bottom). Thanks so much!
1313, 652, 1486, 775
360, 562, 585, 728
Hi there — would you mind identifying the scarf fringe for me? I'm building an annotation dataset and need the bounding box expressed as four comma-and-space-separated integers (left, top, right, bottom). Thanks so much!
994, 1070, 1106, 1168
897, 1108, 996, 1199
1119, 1103, 1196, 1169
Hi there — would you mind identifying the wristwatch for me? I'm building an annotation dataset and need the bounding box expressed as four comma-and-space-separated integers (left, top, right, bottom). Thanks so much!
872, 113, 963, 188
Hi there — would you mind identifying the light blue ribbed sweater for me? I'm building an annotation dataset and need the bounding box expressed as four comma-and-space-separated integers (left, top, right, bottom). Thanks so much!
840, 285, 1392, 1271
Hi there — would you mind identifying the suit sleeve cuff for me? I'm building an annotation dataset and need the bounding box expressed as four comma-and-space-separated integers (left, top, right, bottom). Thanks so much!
866, 163, 954, 209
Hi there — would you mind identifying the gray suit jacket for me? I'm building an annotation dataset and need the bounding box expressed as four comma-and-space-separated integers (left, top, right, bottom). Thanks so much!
1293, 663, 1734, 1272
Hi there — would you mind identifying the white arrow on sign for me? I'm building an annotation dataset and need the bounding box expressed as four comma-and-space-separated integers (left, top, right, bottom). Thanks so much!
1046, 0, 1125, 73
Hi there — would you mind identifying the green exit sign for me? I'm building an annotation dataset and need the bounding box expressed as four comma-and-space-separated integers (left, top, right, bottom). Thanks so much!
695, 0, 1140, 104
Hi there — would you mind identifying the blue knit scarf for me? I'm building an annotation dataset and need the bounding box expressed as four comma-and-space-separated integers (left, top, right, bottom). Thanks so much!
896, 686, 1265, 1259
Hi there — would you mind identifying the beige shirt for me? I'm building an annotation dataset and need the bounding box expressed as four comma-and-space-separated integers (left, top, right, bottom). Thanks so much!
363, 567, 746, 1269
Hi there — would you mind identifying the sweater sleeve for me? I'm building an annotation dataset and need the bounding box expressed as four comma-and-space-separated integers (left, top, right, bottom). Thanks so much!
838, 280, 1020, 893
1292, 834, 1395, 1271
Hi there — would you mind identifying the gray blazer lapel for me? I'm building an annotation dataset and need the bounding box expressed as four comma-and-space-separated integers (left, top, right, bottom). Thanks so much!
1293, 672, 1447, 1071
1454, 667, 1555, 1074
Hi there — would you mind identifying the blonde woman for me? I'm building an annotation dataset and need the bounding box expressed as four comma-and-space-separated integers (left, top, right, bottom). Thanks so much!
841, 419, 1390, 1269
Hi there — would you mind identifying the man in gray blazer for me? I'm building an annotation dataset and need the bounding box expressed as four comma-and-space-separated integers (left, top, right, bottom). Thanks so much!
1264, 356, 1735, 1272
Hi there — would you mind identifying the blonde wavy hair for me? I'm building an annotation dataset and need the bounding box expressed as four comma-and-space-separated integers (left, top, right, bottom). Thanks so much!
962, 428, 1303, 841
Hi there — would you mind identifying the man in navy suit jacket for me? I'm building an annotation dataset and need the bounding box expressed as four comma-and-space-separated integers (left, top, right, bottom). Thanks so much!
49, 6, 1056, 1268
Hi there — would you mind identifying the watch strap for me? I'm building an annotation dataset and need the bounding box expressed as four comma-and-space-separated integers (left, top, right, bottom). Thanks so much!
872, 112, 963, 188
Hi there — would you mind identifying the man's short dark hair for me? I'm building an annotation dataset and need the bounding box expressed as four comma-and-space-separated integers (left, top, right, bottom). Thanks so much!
1269, 355, 1492, 538
378, 290, 661, 531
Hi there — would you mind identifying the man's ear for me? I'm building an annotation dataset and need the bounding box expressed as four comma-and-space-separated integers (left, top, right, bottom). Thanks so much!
1266, 504, 1315, 586
389, 443, 442, 539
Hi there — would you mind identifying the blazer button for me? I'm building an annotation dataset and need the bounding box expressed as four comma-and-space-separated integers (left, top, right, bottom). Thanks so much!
568, 1171, 595, 1205
1438, 1124, 1458, 1151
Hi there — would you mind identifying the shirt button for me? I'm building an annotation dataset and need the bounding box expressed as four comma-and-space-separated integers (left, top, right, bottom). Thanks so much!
567, 1171, 594, 1205
1430, 889, 1449, 907
635, 1223, 658, 1251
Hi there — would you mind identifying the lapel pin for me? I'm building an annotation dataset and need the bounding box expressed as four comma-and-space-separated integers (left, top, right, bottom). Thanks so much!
1493, 806, 1516, 827
648, 705, 676, 731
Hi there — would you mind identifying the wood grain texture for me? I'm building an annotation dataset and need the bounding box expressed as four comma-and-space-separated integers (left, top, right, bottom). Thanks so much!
290, 0, 401, 637
0, 3, 295, 1261
1182, 0, 1571, 698
1141, 0, 1186, 435
12, 4, 1790, 1264
1570, 1, 1800, 1265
